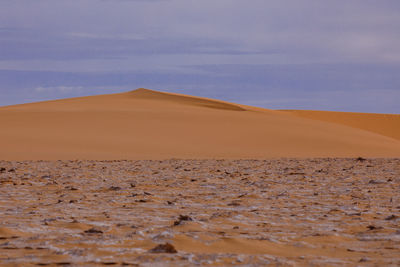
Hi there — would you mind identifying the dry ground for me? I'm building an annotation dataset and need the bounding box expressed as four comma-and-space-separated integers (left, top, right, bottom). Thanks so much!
0, 159, 399, 266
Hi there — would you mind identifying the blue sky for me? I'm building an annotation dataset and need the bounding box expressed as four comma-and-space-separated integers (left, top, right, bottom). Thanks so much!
1, 0, 399, 113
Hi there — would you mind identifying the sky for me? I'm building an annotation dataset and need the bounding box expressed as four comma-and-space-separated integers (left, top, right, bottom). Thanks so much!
1, 0, 399, 113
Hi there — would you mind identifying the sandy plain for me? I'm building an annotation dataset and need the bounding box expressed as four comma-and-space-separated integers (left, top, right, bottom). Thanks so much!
0, 89, 400, 266
0, 159, 399, 266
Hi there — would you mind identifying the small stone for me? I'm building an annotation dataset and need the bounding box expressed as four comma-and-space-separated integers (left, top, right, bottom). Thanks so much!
385, 215, 398, 221
368, 180, 382, 184
65, 186, 78, 191
84, 228, 103, 234
148, 243, 177, 253
228, 201, 241, 206
173, 215, 192, 225
109, 186, 121, 191
367, 225, 382, 230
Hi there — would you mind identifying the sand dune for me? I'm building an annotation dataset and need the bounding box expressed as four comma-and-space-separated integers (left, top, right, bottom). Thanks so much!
282, 109, 400, 141
0, 88, 399, 159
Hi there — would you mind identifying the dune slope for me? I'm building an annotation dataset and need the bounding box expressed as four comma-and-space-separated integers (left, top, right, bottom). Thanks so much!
282, 110, 400, 141
0, 88, 399, 159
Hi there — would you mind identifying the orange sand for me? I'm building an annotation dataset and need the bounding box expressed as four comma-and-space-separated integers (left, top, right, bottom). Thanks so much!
0, 88, 399, 160
282, 109, 400, 141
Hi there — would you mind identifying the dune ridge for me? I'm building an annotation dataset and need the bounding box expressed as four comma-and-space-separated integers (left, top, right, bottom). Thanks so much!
126, 88, 247, 111
0, 88, 399, 160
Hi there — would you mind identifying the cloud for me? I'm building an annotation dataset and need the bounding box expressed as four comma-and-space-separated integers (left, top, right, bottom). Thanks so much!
35, 86, 83, 93
1, 0, 400, 64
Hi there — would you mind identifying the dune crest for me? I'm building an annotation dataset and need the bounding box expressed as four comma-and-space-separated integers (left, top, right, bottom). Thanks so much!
125, 88, 247, 111
0, 88, 399, 159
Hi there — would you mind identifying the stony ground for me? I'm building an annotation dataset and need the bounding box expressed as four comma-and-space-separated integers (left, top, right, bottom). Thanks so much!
0, 159, 399, 266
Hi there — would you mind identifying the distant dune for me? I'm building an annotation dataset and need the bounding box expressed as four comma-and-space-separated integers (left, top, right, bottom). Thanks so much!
0, 88, 399, 160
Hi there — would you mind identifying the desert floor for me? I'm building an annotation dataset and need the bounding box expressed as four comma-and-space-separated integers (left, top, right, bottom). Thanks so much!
0, 159, 399, 266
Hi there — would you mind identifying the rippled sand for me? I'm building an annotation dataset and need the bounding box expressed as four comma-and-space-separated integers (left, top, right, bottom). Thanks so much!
0, 159, 399, 266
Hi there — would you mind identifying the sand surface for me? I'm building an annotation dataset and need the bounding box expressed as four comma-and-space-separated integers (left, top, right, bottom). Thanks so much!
0, 159, 399, 266
282, 110, 400, 141
0, 88, 399, 159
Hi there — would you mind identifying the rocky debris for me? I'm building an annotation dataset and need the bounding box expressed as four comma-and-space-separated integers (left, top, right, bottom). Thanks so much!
148, 243, 177, 253
0, 159, 399, 266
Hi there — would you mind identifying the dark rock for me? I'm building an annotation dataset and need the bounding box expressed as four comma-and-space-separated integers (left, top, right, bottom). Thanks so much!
148, 243, 177, 253
173, 215, 193, 225
84, 228, 103, 234
228, 201, 241, 206
367, 225, 382, 230
65, 186, 78, 191
368, 180, 383, 184
109, 186, 121, 191
356, 157, 366, 162
385, 215, 398, 220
